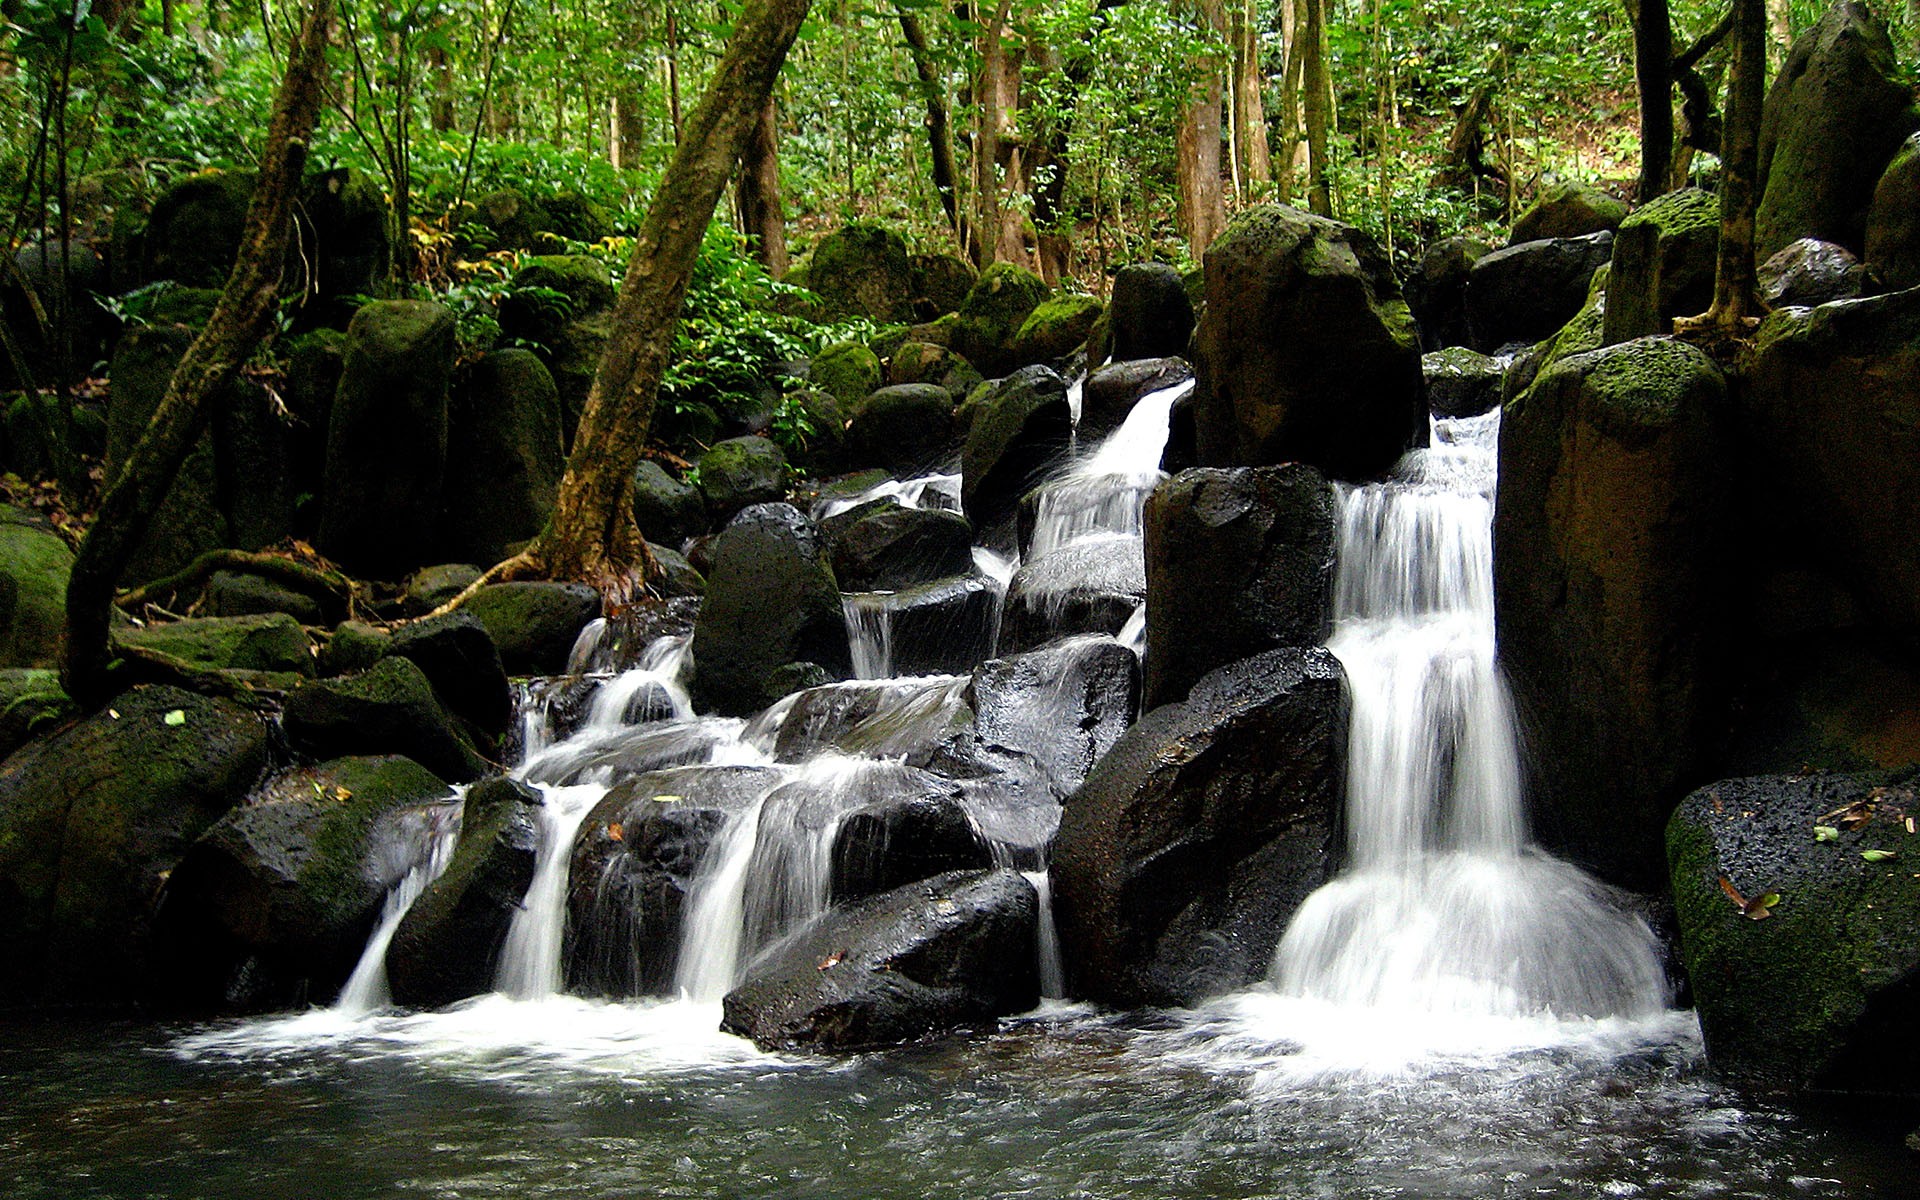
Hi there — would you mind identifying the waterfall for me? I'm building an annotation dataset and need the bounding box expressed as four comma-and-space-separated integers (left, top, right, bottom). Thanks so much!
1270, 411, 1667, 1021
335, 803, 462, 1014
493, 783, 607, 1000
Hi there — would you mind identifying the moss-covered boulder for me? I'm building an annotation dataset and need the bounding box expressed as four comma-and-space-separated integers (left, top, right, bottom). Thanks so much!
886, 341, 983, 404
1499, 264, 1611, 405
1106, 262, 1196, 363
497, 254, 616, 441
118, 613, 316, 677
318, 300, 457, 579
463, 582, 603, 676
697, 435, 788, 521
295, 167, 390, 328
1010, 294, 1102, 366
809, 340, 884, 408
141, 169, 255, 287
1404, 236, 1491, 351
318, 619, 390, 677
846, 384, 954, 475
381, 611, 511, 740
441, 349, 565, 564
463, 188, 562, 253
1511, 180, 1629, 244
150, 755, 454, 1012
1495, 336, 1732, 893
388, 776, 542, 1007
1757, 1, 1919, 260
1467, 229, 1615, 352
1422, 347, 1504, 419
632, 460, 707, 549
819, 499, 975, 592
1739, 290, 1920, 640
202, 569, 330, 627
1191, 205, 1426, 481
281, 328, 347, 520
283, 656, 492, 783
960, 365, 1072, 530
2, 238, 111, 389
0, 685, 269, 1005
0, 506, 72, 670
950, 263, 1049, 377
691, 503, 851, 716
1603, 187, 1720, 345
2, 392, 106, 479
909, 252, 976, 319
544, 191, 615, 244
803, 223, 917, 322
1865, 133, 1920, 290
0, 668, 73, 760
1668, 770, 1920, 1095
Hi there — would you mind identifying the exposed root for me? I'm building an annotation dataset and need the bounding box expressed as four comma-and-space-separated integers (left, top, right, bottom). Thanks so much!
116, 547, 355, 617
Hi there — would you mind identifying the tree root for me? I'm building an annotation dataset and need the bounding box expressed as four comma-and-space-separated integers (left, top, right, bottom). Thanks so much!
116, 548, 356, 617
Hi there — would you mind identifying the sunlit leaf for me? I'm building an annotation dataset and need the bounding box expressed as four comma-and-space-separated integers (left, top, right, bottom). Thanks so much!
1862, 849, 1897, 863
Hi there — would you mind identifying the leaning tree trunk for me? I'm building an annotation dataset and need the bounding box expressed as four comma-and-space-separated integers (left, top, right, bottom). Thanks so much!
60, 0, 335, 708
736, 96, 789, 276
1691, 0, 1765, 334
1633, 0, 1673, 200
898, 5, 973, 256
496, 0, 815, 599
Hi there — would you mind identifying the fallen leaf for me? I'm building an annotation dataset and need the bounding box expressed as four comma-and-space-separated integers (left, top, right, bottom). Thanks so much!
1747, 892, 1781, 919
1815, 825, 1840, 842
1718, 876, 1747, 907
607, 822, 624, 842
1862, 849, 1897, 864
162, 709, 186, 726
1820, 798, 1880, 831
817, 951, 844, 971
652, 794, 683, 804
333, 786, 352, 801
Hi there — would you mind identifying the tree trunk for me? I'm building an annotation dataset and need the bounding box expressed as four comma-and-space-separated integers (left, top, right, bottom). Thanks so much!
504, 0, 815, 598
736, 96, 788, 276
1176, 0, 1228, 257
897, 6, 972, 255
1634, 0, 1672, 200
61, 0, 335, 707
1231, 0, 1272, 195
972, 0, 1027, 267
1275, 0, 1306, 202
1300, 0, 1331, 216
1699, 0, 1765, 331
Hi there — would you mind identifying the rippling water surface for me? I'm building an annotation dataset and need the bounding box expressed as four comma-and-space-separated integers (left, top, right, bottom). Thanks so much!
3, 1000, 1908, 1200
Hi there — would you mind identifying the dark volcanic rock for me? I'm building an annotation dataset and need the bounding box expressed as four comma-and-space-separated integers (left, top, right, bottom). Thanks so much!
721, 868, 1038, 1052
961, 366, 1073, 531
283, 656, 493, 784
1757, 238, 1867, 308
1078, 357, 1193, 443
1466, 230, 1615, 352
819, 500, 974, 591
1105, 262, 1196, 363
692, 503, 851, 716
970, 636, 1141, 795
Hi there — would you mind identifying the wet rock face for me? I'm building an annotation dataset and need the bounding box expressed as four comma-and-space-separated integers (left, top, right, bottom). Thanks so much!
1422, 348, 1504, 419
1466, 230, 1615, 352
1757, 238, 1867, 308
1495, 336, 1732, 894
970, 637, 1141, 796
1142, 465, 1336, 710
961, 366, 1073, 532
998, 535, 1143, 654
1105, 262, 1196, 363
820, 499, 974, 592
1668, 770, 1920, 1096
720, 868, 1038, 1052
1078, 357, 1193, 443
1190, 205, 1427, 482
1404, 236, 1489, 352
283, 656, 493, 784
1051, 648, 1347, 1008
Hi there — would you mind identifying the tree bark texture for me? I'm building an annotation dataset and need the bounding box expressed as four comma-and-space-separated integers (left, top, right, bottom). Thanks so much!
1300, 0, 1332, 216
736, 96, 788, 276
516, 0, 815, 596
1634, 0, 1673, 200
1230, 0, 1272, 195
61, 0, 336, 707
1705, 0, 1765, 327
898, 6, 972, 255
1177, 0, 1229, 257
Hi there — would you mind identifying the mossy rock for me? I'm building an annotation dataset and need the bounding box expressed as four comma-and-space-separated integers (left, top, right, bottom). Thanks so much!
202, 569, 332, 626
150, 754, 455, 1012
0, 668, 74, 759
1511, 180, 1629, 243
1011, 294, 1103, 366
0, 506, 74, 670
281, 328, 347, 516
0, 684, 269, 1005
105, 327, 232, 580
845, 384, 955, 475
804, 222, 916, 322
1668, 770, 1920, 1095
118, 613, 317, 677
463, 582, 603, 676
319, 619, 391, 677
544, 191, 615, 244
950, 263, 1049, 377
1865, 132, 1920, 290
142, 169, 256, 287
442, 348, 565, 564
1604, 188, 1719, 345
282, 656, 491, 783
500, 255, 617, 347
910, 252, 976, 318
296, 167, 390, 327
465, 189, 555, 254
633, 459, 708, 548
1422, 347, 1504, 419
2, 393, 106, 480
809, 340, 884, 408
697, 435, 789, 521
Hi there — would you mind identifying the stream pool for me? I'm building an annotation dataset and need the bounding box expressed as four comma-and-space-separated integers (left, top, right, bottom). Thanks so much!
4, 997, 1910, 1199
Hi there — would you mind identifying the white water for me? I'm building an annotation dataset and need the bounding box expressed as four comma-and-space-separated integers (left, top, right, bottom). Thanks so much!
334, 803, 462, 1015
494, 783, 608, 1000
1270, 411, 1667, 1025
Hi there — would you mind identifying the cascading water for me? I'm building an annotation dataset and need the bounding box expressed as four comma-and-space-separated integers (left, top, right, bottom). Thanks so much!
1269, 410, 1667, 1022
334, 801, 462, 1014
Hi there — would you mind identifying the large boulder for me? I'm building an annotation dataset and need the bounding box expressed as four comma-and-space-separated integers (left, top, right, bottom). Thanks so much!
497, 254, 617, 439
698, 435, 788, 522
819, 499, 974, 591
149, 756, 453, 1012
1190, 205, 1426, 481
1602, 188, 1720, 345
970, 636, 1140, 795
1756, 1, 1918, 260
1865, 133, 1920, 290
720, 868, 1038, 1052
117, 613, 316, 677
440, 349, 564, 564
1739, 290, 1920, 640
950, 263, 1050, 377
565, 765, 776, 997
462, 582, 602, 676
1757, 238, 1867, 307
318, 300, 457, 579
141, 169, 253, 287
203, 568, 336, 626
960, 365, 1072, 530
1495, 337, 1732, 893
998, 535, 1143, 653
281, 329, 346, 516
631, 460, 708, 549
1668, 771, 1920, 1096
0, 685, 269, 1005
802, 223, 916, 322
1105, 262, 1196, 362
1422, 347, 1505, 419
1051, 648, 1346, 1007
388, 777, 543, 1007
845, 384, 954, 474
0, 669, 73, 760
809, 340, 883, 408
1510, 181, 1629, 244
909, 253, 976, 318
1404, 236, 1490, 351
1010, 294, 1102, 366
382, 611, 512, 741
1142, 466, 1336, 709
0, 507, 72, 669
692, 503, 851, 716
887, 341, 984, 405
2, 238, 111, 388
1466, 230, 1615, 351
843, 572, 1000, 678
295, 167, 390, 326
828, 777, 992, 903
282, 656, 493, 784
1079, 357, 1192, 442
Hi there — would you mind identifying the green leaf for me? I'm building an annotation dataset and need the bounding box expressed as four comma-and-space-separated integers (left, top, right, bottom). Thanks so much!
1814, 825, 1840, 842
1862, 849, 1897, 863
162, 709, 186, 726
